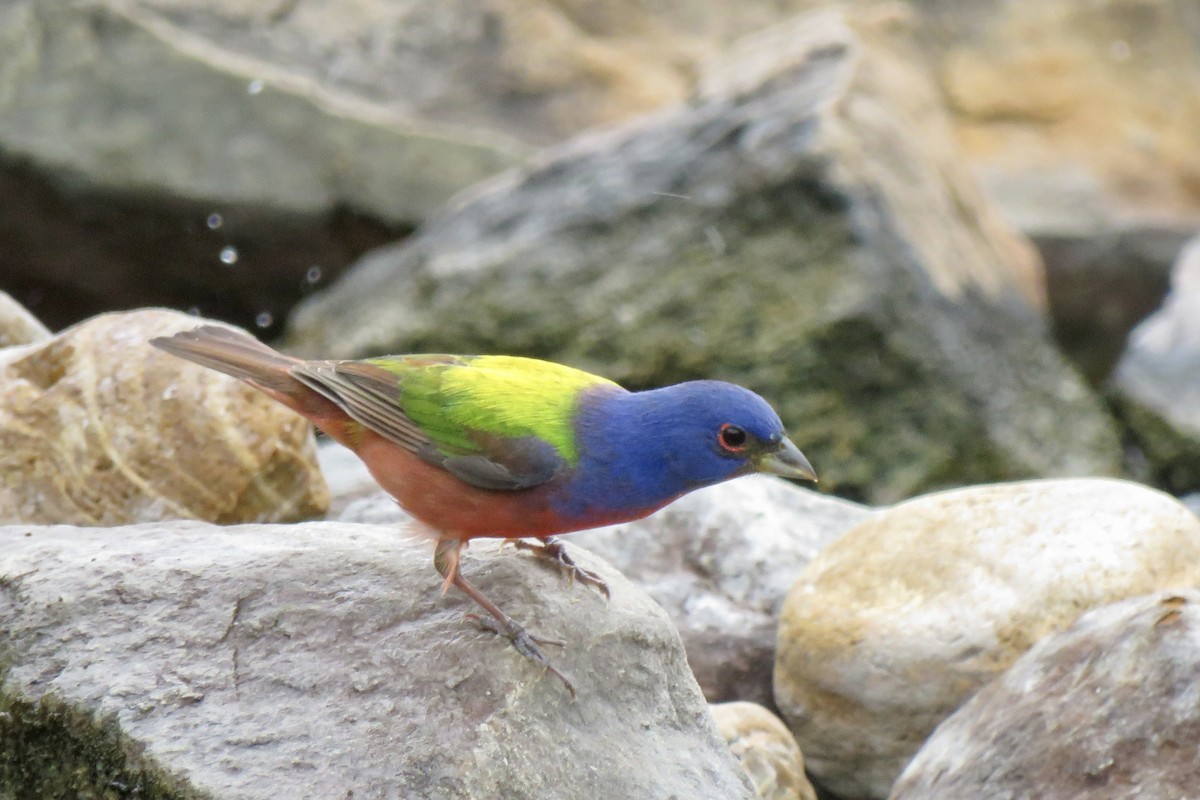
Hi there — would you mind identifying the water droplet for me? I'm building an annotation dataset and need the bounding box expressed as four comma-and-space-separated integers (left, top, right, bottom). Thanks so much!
255, 311, 274, 328
206, 213, 223, 230
305, 265, 323, 284
219, 246, 239, 265
186, 306, 201, 316
247, 79, 264, 95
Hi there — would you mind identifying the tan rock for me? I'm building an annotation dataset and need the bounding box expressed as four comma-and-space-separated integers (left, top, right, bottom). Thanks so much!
713, 702, 817, 800
0, 309, 327, 525
786, 0, 1200, 228
936, 0, 1200, 226
0, 291, 51, 348
775, 478, 1200, 799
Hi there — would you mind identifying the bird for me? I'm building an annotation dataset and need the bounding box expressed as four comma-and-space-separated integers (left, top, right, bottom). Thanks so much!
151, 325, 817, 696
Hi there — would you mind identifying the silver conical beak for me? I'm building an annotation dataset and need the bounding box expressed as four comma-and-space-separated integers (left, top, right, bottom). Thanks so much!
758, 437, 818, 482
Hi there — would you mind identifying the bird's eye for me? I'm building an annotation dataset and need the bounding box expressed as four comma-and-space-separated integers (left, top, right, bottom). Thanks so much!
718, 423, 749, 453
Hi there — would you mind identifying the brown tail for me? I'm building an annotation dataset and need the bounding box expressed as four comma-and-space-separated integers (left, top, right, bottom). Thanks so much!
150, 325, 301, 393
153, 325, 364, 446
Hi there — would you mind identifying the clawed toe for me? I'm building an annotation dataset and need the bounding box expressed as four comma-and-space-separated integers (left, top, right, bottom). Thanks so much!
512, 537, 611, 599
465, 612, 576, 699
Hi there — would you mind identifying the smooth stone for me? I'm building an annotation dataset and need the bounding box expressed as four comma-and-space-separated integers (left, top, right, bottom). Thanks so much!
0, 309, 327, 525
775, 478, 1200, 799
0, 291, 51, 349
713, 701, 818, 800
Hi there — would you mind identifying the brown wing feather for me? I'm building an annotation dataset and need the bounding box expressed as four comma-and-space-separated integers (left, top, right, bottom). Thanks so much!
290, 361, 431, 454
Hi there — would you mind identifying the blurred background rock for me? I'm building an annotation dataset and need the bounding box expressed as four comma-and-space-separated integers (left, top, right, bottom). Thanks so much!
2, 0, 1198, 502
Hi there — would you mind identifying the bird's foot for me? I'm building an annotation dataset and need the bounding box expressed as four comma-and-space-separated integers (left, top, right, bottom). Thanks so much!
507, 537, 610, 599
464, 612, 576, 700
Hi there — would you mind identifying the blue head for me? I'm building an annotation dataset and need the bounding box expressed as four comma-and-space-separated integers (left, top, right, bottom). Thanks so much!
556, 380, 816, 524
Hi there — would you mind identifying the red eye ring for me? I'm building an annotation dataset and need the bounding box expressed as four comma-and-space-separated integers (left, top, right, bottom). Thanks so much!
718, 423, 749, 453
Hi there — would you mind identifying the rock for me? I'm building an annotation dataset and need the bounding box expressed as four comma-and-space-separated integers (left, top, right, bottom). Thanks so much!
0, 309, 327, 525
0, 0, 831, 336
0, 291, 50, 348
1040, 223, 1190, 384
1110, 234, 1200, 495
713, 702, 817, 800
774, 478, 1200, 799
928, 0, 1200, 376
798, 0, 1200, 381
1183, 493, 1200, 518
574, 477, 867, 706
287, 9, 1119, 504
0, 0, 519, 333
0, 522, 756, 799
0, 0, 522, 223
892, 591, 1200, 800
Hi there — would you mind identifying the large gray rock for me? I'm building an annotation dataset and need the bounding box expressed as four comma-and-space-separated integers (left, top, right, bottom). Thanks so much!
0, 0, 521, 332
1110, 234, 1200, 494
0, 0, 522, 222
286, 9, 1119, 504
574, 476, 867, 706
892, 591, 1200, 800
0, 0, 818, 334
131, 0, 821, 148
775, 478, 1200, 799
792, 0, 1200, 381
0, 522, 755, 799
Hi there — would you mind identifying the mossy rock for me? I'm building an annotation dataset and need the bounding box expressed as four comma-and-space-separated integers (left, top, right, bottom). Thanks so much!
286, 13, 1119, 503
0, 686, 201, 800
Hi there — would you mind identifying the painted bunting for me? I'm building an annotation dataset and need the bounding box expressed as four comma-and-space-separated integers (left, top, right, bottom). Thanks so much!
152, 325, 816, 695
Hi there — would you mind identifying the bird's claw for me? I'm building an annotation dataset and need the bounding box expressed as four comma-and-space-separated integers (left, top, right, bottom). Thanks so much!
464, 612, 576, 700
509, 538, 611, 600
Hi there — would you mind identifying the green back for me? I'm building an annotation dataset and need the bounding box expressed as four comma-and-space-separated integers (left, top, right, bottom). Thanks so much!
366, 354, 619, 465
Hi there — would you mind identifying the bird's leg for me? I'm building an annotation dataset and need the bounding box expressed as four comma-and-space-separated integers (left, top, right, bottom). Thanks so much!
433, 537, 575, 699
506, 536, 610, 599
